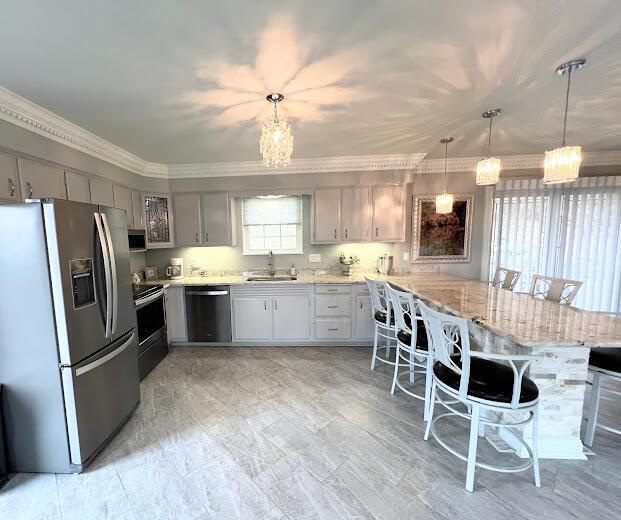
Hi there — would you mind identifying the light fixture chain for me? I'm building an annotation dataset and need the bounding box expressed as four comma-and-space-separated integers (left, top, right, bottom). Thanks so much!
488, 116, 493, 157
562, 67, 572, 147
443, 141, 448, 193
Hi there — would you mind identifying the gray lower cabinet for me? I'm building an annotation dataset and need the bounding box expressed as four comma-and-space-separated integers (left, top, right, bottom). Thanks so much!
166, 286, 187, 342
65, 171, 91, 203
355, 294, 374, 339
173, 193, 202, 246
231, 285, 311, 342
17, 157, 66, 200
0, 151, 20, 202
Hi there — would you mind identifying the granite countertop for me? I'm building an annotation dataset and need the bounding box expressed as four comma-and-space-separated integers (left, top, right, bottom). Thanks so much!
385, 274, 621, 348
144, 270, 621, 348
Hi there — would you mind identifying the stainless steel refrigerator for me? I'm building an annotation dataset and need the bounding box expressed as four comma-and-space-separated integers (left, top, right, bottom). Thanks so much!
0, 198, 139, 473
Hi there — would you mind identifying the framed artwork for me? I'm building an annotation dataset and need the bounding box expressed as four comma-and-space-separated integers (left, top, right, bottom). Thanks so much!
411, 194, 473, 263
144, 266, 159, 280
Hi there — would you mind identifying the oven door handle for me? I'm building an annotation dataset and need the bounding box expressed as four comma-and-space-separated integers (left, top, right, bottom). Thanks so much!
186, 290, 229, 296
134, 288, 166, 308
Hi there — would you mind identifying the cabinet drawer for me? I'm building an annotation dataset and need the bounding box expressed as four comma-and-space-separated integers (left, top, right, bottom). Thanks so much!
356, 283, 370, 295
315, 319, 352, 339
315, 284, 352, 295
315, 295, 351, 317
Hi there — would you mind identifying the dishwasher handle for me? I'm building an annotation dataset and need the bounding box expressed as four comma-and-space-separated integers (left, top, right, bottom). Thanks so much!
186, 290, 229, 296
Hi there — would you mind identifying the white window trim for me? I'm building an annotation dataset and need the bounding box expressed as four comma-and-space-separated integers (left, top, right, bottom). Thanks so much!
241, 196, 304, 255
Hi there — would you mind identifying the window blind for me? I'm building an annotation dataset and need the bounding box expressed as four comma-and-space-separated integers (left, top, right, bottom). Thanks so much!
242, 196, 301, 225
490, 176, 621, 312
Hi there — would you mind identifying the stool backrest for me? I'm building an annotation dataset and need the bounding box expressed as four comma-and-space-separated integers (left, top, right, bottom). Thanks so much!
365, 277, 391, 315
528, 274, 582, 305
491, 266, 521, 291
385, 284, 419, 335
419, 301, 472, 398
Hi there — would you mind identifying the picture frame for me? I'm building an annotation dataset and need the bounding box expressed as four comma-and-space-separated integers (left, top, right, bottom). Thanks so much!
411, 194, 473, 263
144, 266, 159, 280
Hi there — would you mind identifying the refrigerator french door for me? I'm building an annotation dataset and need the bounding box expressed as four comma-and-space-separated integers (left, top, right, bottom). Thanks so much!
0, 199, 139, 473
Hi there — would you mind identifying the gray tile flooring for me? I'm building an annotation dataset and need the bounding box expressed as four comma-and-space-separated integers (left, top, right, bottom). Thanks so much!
2, 346, 621, 520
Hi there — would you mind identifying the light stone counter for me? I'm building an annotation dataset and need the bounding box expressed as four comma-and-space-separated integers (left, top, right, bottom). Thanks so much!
143, 272, 372, 286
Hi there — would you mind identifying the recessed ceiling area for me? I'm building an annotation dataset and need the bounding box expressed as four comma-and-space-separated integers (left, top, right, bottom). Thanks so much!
0, 0, 620, 164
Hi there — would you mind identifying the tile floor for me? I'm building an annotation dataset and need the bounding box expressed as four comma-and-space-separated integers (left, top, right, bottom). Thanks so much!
1, 346, 620, 520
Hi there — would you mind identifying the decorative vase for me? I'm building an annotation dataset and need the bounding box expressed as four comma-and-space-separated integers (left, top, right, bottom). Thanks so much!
341, 264, 354, 276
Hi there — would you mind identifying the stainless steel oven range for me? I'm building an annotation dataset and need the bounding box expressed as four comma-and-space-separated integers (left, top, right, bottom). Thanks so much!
133, 284, 168, 379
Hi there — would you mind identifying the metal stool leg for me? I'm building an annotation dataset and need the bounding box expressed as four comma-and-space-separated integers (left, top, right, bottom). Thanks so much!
532, 405, 541, 487
585, 372, 602, 447
391, 344, 400, 394
424, 381, 436, 441
371, 323, 379, 370
465, 404, 480, 492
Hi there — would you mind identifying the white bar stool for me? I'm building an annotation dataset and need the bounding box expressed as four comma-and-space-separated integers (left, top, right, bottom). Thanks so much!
365, 277, 397, 370
491, 266, 521, 290
584, 348, 621, 447
385, 285, 433, 420
528, 274, 582, 305
419, 301, 541, 493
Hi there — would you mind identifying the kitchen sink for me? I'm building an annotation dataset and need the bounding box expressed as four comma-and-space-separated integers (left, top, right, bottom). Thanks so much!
246, 275, 297, 282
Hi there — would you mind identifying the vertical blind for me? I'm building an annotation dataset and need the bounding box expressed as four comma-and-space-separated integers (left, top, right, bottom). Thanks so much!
489, 176, 621, 312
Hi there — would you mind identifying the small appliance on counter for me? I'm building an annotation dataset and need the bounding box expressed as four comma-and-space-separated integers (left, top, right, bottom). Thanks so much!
378, 254, 394, 275
166, 257, 184, 280
133, 284, 168, 380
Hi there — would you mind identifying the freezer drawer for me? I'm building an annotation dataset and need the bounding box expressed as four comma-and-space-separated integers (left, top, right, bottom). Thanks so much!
61, 330, 139, 466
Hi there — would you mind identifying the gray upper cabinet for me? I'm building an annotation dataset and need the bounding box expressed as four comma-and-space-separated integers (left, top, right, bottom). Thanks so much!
0, 151, 20, 202
17, 157, 66, 200
201, 192, 235, 246
113, 184, 133, 227
89, 177, 114, 207
173, 193, 202, 246
372, 184, 405, 242
313, 188, 341, 243
65, 171, 91, 203
131, 190, 144, 229
341, 186, 371, 241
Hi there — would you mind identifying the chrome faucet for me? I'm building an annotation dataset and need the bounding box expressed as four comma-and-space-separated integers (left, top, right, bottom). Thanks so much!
267, 250, 275, 276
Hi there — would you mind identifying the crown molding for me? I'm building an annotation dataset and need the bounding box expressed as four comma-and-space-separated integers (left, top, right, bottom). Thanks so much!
413, 151, 621, 174
0, 85, 148, 174
1, 85, 620, 179
145, 154, 428, 178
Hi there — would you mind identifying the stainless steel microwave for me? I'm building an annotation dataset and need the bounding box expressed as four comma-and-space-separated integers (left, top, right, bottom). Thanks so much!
128, 229, 146, 251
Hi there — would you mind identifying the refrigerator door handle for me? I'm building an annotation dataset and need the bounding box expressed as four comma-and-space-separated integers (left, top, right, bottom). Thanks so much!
94, 212, 113, 338
101, 212, 118, 335
75, 332, 135, 376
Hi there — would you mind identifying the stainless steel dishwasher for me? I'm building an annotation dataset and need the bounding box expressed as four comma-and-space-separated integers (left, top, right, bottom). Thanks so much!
185, 285, 232, 342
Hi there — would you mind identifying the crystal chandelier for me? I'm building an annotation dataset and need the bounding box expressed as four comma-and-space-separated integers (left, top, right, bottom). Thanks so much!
260, 93, 293, 167
543, 59, 585, 184
476, 109, 502, 185
436, 137, 455, 214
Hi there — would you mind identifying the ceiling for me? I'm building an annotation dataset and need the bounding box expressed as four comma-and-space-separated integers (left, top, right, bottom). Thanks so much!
1, 0, 620, 164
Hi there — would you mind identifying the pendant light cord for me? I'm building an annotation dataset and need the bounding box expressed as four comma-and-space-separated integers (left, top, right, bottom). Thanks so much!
562, 68, 572, 147
487, 116, 493, 157
443, 141, 448, 194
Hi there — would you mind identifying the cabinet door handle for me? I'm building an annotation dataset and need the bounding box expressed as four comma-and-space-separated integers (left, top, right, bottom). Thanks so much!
205, 232, 209, 242
26, 181, 33, 198
264, 300, 267, 310
344, 228, 348, 239
328, 328, 338, 331
195, 232, 199, 243
8, 178, 15, 197
327, 305, 338, 309
333, 229, 337, 239
360, 301, 363, 309
375, 227, 379, 238
327, 288, 338, 292
275, 300, 278, 310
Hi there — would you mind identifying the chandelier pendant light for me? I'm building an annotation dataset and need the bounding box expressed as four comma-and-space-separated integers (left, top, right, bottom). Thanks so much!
260, 93, 294, 168
436, 137, 455, 214
476, 109, 502, 185
543, 59, 585, 184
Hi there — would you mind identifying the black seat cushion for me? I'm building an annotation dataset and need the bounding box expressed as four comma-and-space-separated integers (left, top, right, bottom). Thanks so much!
396, 322, 429, 350
374, 310, 395, 325
433, 357, 539, 404
590, 348, 621, 373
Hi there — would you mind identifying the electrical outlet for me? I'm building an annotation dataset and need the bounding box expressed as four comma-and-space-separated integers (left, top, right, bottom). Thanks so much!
402, 252, 410, 262
308, 253, 321, 263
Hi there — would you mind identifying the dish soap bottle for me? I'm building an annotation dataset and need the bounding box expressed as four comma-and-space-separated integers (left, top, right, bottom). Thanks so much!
289, 264, 297, 277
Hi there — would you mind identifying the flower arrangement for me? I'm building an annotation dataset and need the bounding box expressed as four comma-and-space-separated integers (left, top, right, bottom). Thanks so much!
338, 253, 359, 275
